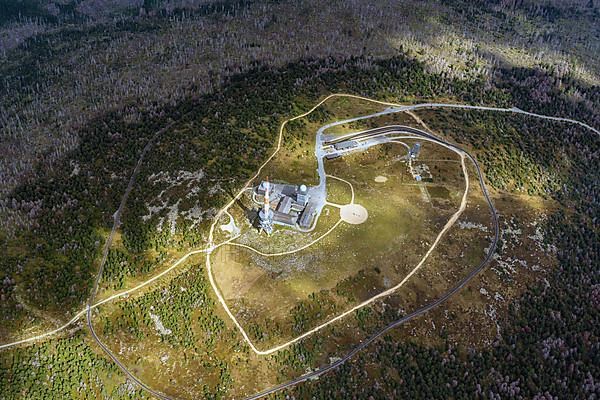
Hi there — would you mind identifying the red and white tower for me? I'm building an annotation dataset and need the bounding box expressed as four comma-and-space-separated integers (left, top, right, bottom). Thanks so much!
258, 177, 274, 234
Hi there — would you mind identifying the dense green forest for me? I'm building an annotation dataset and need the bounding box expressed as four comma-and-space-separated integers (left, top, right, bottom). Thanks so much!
0, 332, 147, 399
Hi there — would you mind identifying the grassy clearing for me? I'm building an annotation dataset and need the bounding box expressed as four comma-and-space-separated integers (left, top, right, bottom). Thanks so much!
211, 117, 470, 347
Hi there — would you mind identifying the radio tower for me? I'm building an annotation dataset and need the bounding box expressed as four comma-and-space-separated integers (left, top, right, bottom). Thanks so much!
258, 177, 274, 235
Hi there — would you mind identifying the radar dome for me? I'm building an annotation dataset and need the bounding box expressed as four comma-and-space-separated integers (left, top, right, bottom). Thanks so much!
300, 184, 307, 192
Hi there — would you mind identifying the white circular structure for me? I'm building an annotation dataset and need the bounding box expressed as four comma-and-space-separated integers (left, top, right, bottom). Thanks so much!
299, 184, 307, 192
339, 204, 368, 224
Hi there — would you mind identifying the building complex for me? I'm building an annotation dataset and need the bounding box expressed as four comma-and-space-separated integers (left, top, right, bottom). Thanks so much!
256, 178, 317, 233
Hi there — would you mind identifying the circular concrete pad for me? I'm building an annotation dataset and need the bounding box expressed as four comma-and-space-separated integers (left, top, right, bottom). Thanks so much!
374, 175, 388, 183
340, 204, 368, 224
